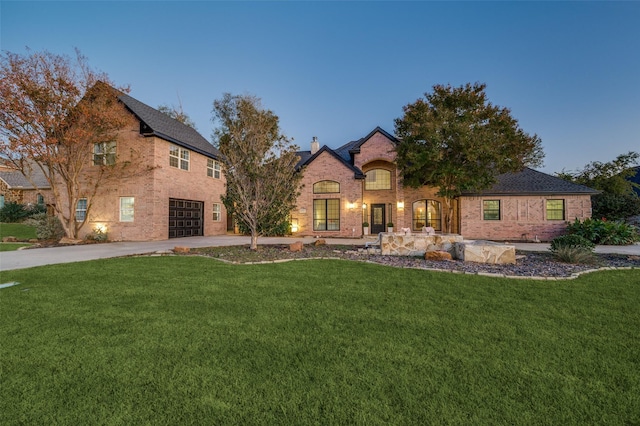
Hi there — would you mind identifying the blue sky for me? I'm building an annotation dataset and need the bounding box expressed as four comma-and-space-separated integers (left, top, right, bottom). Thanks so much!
2, 1, 639, 174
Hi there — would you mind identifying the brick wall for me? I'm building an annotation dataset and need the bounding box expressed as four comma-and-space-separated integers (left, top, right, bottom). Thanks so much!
459, 195, 593, 241
293, 151, 363, 237
66, 118, 227, 241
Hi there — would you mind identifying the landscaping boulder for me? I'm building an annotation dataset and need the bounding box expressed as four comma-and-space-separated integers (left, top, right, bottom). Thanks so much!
425, 251, 453, 261
173, 246, 191, 254
314, 239, 326, 246
2, 236, 18, 242
289, 241, 304, 252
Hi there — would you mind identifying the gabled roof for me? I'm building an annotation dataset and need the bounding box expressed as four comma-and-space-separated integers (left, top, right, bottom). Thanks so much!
0, 167, 50, 190
296, 146, 365, 179
334, 126, 399, 163
117, 93, 221, 159
461, 167, 600, 196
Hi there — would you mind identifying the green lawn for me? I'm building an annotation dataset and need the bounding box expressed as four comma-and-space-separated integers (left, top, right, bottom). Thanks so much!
1, 257, 639, 425
0, 242, 31, 251
0, 222, 37, 240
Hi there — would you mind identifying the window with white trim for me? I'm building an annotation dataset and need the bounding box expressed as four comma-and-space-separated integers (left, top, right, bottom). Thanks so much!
120, 197, 135, 222
212, 203, 221, 221
76, 198, 87, 222
93, 141, 116, 165
170, 145, 190, 170
207, 159, 221, 178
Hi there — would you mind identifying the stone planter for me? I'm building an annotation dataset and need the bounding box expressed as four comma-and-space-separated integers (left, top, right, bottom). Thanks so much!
363, 227, 369, 235
387, 227, 393, 233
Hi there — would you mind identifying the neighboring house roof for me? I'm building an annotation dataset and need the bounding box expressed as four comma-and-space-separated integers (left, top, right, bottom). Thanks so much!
0, 166, 50, 190
296, 146, 365, 179
461, 167, 600, 196
117, 93, 221, 160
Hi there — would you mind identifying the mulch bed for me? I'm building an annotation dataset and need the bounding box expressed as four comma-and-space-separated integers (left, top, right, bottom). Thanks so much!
190, 244, 640, 279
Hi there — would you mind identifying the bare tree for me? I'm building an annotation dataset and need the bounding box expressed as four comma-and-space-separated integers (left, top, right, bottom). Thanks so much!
212, 93, 302, 250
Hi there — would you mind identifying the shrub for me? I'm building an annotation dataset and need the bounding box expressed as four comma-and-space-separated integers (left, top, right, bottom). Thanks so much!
592, 193, 640, 222
25, 213, 65, 240
549, 234, 596, 264
550, 246, 597, 264
550, 234, 596, 251
566, 217, 639, 245
0, 202, 28, 222
86, 227, 108, 242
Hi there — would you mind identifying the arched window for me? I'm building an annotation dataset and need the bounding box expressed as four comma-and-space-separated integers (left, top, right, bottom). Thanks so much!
412, 200, 442, 231
313, 180, 340, 194
365, 169, 391, 190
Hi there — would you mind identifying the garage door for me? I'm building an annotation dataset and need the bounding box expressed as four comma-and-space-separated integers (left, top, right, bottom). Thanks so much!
169, 198, 203, 238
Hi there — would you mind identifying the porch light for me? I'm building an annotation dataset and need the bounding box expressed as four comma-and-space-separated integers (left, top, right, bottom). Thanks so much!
397, 201, 404, 209
291, 219, 299, 233
347, 202, 355, 210
362, 203, 367, 209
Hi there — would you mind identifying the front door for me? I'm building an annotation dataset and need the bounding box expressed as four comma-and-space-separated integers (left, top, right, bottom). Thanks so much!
371, 204, 386, 234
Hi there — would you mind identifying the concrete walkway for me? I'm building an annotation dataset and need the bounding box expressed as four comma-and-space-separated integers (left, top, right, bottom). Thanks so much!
1, 235, 639, 272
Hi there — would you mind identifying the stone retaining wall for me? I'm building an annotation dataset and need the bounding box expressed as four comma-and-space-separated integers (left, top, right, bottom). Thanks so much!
380, 233, 464, 257
379, 232, 516, 264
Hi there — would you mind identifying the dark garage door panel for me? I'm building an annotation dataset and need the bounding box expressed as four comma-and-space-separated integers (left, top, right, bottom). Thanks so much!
169, 198, 203, 238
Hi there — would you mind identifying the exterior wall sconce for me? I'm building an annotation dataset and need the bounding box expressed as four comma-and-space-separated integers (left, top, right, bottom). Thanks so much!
362, 203, 367, 209
291, 219, 299, 233
397, 201, 404, 209
347, 202, 355, 210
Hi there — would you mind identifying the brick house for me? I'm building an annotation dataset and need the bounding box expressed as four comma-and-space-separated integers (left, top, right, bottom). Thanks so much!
292, 127, 598, 241
57, 90, 227, 241
0, 163, 52, 209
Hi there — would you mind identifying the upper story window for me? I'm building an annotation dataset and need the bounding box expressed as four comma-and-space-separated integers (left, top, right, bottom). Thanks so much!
546, 199, 565, 220
483, 200, 501, 220
170, 145, 190, 170
93, 141, 116, 166
365, 169, 391, 190
313, 180, 340, 194
207, 159, 221, 179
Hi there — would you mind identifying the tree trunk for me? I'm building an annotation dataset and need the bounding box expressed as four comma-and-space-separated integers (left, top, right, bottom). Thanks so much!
250, 232, 258, 250
444, 197, 454, 234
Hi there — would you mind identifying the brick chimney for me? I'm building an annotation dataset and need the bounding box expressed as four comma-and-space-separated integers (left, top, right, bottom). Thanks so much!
311, 136, 319, 155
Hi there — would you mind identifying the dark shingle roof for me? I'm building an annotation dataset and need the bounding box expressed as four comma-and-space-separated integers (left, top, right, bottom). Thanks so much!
0, 165, 50, 190
117, 93, 220, 159
461, 167, 600, 196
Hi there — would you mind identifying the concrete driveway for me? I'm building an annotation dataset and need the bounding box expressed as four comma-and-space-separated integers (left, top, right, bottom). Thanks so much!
1, 235, 639, 272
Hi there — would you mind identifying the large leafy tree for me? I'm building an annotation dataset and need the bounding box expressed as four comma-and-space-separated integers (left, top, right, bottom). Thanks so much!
394, 83, 544, 232
212, 93, 302, 250
0, 49, 135, 238
556, 151, 640, 220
